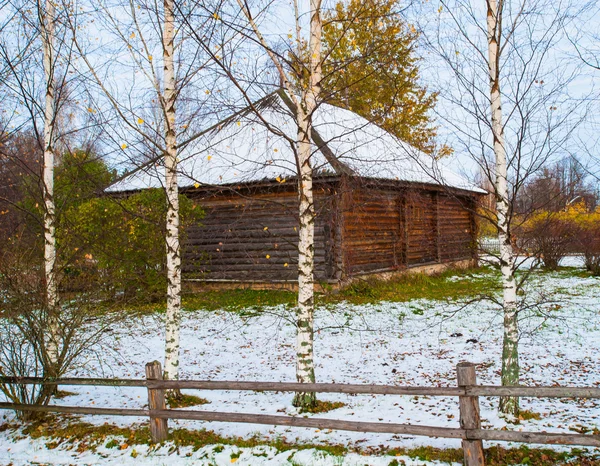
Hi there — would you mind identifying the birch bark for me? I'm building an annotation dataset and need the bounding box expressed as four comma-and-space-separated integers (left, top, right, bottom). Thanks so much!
162, 0, 182, 390
292, 0, 322, 410
486, 0, 520, 417
41, 0, 59, 373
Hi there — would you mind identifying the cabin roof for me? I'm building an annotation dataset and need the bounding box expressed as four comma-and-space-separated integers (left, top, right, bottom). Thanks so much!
107, 90, 485, 194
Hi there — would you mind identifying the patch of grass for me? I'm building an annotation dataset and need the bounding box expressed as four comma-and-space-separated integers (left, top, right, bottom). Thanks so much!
387, 445, 462, 463
117, 266, 502, 314
53, 390, 77, 399
329, 266, 500, 305
299, 400, 346, 414
519, 410, 542, 422
105, 439, 120, 449
167, 393, 209, 409
384, 444, 600, 466
537, 266, 593, 279
131, 289, 297, 314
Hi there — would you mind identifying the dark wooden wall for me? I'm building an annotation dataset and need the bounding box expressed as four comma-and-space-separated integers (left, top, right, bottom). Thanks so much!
183, 186, 337, 281
340, 183, 477, 276
181, 179, 478, 282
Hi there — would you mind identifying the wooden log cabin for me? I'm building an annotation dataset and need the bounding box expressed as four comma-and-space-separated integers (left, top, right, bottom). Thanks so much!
109, 90, 484, 288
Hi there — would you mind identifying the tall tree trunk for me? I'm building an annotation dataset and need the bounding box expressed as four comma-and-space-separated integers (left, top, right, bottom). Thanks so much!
292, 0, 322, 411
293, 103, 317, 409
162, 0, 182, 394
42, 0, 59, 376
486, 0, 519, 417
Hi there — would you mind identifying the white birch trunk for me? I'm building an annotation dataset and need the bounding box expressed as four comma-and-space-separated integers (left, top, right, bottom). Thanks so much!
292, 0, 322, 410
486, 0, 519, 417
162, 0, 182, 390
42, 0, 59, 373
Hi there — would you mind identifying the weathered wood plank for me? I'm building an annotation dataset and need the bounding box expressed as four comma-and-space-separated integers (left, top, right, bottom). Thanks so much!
457, 363, 485, 466
154, 409, 466, 438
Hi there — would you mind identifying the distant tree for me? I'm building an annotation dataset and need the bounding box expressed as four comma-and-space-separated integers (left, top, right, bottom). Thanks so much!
516, 158, 597, 214
321, 0, 438, 153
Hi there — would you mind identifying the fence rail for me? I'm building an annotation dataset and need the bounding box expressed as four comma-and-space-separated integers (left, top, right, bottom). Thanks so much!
1, 361, 600, 466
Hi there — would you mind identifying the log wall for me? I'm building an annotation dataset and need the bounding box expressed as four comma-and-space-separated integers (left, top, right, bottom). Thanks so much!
183, 186, 336, 281
341, 184, 477, 276
181, 179, 478, 282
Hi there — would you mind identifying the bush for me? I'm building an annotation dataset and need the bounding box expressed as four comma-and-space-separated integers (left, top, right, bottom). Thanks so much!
64, 189, 203, 302
572, 214, 600, 276
0, 242, 119, 419
18, 150, 204, 302
520, 213, 574, 270
520, 203, 600, 273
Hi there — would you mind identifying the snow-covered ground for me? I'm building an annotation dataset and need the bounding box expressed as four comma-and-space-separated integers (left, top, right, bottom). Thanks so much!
2, 262, 600, 465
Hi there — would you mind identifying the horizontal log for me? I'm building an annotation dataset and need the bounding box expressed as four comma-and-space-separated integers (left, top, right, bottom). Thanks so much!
471, 429, 600, 447
0, 377, 147, 387
0, 402, 148, 417
5, 378, 597, 401
145, 380, 465, 396
469, 386, 600, 398
1, 405, 599, 447
153, 409, 465, 439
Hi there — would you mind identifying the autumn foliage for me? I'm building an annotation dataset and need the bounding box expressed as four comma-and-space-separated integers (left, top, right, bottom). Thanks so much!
519, 202, 600, 273
320, 0, 439, 153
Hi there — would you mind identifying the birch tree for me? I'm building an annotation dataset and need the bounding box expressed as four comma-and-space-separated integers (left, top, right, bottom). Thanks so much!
0, 0, 72, 377
176, 0, 324, 409
420, 0, 583, 416
67, 0, 216, 393
236, 0, 324, 409
40, 0, 60, 370
485, 0, 519, 415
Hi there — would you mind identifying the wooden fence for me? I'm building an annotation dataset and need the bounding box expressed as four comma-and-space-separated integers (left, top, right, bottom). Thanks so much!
2, 361, 600, 466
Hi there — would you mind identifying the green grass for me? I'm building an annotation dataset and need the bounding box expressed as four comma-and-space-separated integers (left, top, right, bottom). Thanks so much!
177, 267, 500, 313
8, 418, 600, 465
330, 267, 500, 305
298, 400, 346, 414
106, 264, 595, 315
167, 393, 209, 409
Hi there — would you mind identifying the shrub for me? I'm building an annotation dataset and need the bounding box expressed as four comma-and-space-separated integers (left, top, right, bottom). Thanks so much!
520, 213, 574, 270
64, 189, 203, 302
520, 202, 600, 273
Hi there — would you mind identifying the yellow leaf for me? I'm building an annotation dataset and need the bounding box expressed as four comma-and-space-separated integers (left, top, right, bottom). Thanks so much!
263, 226, 268, 231
273, 148, 278, 152
121, 143, 128, 149
438, 5, 443, 13
288, 33, 293, 39
129, 32, 135, 39
194, 182, 200, 189
137, 118, 144, 124
284, 263, 288, 267
205, 90, 210, 95
207, 155, 212, 161
230, 459, 237, 464
148, 54, 153, 61
213, 12, 219, 20
236, 121, 241, 126
266, 254, 270, 259
276, 176, 281, 182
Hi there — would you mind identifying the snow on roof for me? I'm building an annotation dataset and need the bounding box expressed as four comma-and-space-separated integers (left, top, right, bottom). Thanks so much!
107, 91, 485, 194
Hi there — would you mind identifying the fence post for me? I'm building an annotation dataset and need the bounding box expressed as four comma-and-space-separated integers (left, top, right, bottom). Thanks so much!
145, 361, 168, 443
457, 362, 485, 466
